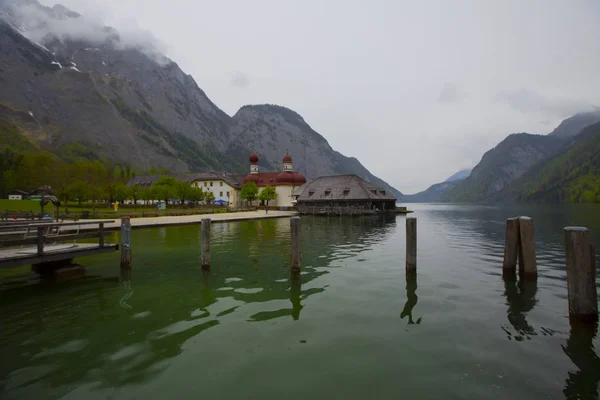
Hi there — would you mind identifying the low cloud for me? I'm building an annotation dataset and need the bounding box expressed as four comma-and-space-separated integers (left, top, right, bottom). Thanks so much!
3, 1, 170, 65
495, 88, 595, 118
231, 71, 249, 88
438, 83, 463, 103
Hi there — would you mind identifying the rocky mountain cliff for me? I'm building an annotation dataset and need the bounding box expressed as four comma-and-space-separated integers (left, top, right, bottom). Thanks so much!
0, 0, 401, 197
227, 105, 402, 197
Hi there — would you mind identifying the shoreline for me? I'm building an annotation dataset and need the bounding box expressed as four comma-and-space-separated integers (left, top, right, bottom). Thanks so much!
83, 210, 298, 231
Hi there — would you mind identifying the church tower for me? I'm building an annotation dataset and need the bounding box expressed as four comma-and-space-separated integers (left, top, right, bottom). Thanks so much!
249, 152, 259, 174
282, 151, 293, 171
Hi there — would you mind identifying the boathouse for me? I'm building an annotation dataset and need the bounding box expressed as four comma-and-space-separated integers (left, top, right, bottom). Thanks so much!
294, 175, 397, 215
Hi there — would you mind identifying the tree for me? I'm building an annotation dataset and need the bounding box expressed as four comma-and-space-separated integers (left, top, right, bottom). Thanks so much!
151, 176, 179, 203
68, 179, 88, 206
204, 191, 215, 205
240, 181, 259, 206
189, 186, 204, 205
259, 185, 277, 206
131, 184, 141, 206
114, 184, 132, 204
175, 180, 192, 205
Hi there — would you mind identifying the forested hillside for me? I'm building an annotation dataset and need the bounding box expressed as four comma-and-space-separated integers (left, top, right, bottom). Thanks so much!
502, 122, 600, 203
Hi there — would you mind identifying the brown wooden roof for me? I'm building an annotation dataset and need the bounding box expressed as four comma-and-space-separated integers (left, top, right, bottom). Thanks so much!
295, 175, 397, 202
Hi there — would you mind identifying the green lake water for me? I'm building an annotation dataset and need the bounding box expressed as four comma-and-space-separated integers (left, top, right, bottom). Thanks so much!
1, 203, 600, 399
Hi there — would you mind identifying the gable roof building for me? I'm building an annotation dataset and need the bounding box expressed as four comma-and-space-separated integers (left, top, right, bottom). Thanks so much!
294, 175, 397, 214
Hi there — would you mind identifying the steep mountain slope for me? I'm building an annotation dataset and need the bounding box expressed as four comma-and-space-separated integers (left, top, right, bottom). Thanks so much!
500, 122, 600, 203
0, 0, 402, 195
0, 0, 235, 172
548, 109, 600, 139
228, 105, 402, 198
442, 133, 565, 202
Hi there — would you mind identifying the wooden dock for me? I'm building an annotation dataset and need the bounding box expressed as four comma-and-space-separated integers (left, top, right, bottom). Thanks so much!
0, 220, 118, 269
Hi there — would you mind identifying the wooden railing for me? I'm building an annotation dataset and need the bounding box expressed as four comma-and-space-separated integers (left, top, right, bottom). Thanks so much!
0, 221, 114, 255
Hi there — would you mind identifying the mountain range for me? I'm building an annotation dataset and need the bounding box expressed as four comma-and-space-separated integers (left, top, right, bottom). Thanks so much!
406, 109, 600, 203
0, 0, 402, 198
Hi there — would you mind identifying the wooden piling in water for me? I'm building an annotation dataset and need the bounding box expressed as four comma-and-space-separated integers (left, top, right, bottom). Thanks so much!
290, 217, 301, 279
120, 216, 131, 268
564, 227, 598, 323
502, 217, 520, 279
518, 216, 537, 278
406, 217, 417, 274
201, 218, 211, 271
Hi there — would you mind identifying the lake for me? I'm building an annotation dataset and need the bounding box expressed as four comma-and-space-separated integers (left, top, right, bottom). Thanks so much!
1, 203, 600, 399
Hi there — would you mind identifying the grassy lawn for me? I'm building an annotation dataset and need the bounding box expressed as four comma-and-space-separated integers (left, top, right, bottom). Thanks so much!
0, 199, 42, 212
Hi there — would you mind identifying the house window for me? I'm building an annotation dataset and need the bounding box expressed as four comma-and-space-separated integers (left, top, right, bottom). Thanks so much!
343, 188, 350, 195
204, 182, 207, 187
308, 190, 315, 197
379, 190, 386, 195
371, 189, 377, 194
220, 191, 223, 197
226, 191, 230, 197
220, 181, 223, 187
324, 189, 331, 196
210, 182, 213, 187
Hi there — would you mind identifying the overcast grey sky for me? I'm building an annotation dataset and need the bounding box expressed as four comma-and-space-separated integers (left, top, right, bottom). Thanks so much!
38, 0, 600, 193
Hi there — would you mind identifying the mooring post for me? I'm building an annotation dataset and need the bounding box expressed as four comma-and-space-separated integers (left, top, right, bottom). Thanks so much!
201, 218, 211, 271
36, 226, 45, 256
502, 217, 520, 280
290, 216, 301, 279
99, 222, 105, 248
518, 216, 537, 278
120, 216, 131, 268
564, 227, 598, 323
406, 217, 417, 274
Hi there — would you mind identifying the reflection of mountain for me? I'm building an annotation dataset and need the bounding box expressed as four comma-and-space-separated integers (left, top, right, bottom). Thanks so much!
562, 323, 600, 399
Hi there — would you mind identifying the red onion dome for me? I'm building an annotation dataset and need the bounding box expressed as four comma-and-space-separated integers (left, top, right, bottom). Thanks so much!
282, 152, 292, 163
275, 171, 306, 185
249, 152, 259, 165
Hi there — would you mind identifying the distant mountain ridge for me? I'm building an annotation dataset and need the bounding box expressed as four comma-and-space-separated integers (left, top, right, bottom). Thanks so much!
445, 169, 471, 182
0, 0, 402, 198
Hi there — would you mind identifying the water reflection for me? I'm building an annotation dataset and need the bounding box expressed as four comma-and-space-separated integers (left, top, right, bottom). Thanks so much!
401, 275, 421, 325
562, 322, 600, 400
501, 277, 538, 340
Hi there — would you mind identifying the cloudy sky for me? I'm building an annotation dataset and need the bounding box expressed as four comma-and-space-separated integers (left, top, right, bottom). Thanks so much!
38, 0, 600, 193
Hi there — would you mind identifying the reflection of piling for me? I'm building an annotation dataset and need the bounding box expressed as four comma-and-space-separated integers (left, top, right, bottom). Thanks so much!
291, 217, 301, 280
120, 217, 131, 268
503, 277, 537, 338
518, 217, 537, 278
406, 217, 417, 274
201, 218, 211, 271
562, 321, 600, 399
290, 280, 303, 320
502, 218, 519, 279
564, 227, 598, 323
501, 216, 536, 279
400, 275, 421, 324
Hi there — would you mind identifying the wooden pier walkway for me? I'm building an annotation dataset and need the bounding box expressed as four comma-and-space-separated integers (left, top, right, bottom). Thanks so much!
0, 221, 118, 269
